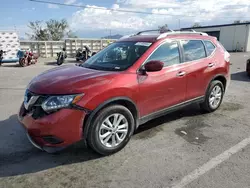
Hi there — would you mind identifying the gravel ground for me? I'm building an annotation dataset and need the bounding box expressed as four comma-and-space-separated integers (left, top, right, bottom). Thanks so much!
0, 53, 250, 188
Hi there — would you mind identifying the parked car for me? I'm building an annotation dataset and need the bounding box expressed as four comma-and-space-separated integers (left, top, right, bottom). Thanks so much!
18, 29, 231, 155
246, 59, 250, 77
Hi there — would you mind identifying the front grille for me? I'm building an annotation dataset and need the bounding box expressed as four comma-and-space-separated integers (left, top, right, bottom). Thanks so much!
24, 90, 49, 119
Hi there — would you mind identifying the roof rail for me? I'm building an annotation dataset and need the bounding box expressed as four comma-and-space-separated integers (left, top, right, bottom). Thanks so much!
119, 34, 136, 39
136, 29, 174, 35
119, 29, 209, 40
179, 28, 196, 32
157, 31, 208, 39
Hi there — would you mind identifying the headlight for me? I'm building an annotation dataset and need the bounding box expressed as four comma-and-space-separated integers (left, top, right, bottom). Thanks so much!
41, 94, 83, 112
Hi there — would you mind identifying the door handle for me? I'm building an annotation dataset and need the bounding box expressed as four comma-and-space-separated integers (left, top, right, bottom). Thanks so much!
208, 62, 215, 67
177, 71, 186, 77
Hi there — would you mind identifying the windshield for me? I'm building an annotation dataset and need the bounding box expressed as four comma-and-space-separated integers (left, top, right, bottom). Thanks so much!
80, 41, 151, 71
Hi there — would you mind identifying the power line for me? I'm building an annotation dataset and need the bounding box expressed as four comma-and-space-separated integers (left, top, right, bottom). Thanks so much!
30, 0, 250, 18
30, 0, 179, 16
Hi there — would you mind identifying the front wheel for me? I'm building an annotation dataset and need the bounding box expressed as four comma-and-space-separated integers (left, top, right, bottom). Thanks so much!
87, 105, 135, 155
57, 57, 64, 65
19, 58, 28, 67
200, 80, 224, 113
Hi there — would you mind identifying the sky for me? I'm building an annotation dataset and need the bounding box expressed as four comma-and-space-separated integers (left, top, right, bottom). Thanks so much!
1, 0, 250, 39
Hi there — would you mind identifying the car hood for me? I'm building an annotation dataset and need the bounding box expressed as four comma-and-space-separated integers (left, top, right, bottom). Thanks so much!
28, 65, 115, 94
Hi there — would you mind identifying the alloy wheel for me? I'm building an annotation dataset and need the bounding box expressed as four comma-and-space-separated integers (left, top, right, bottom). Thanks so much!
99, 113, 128, 148
209, 85, 222, 109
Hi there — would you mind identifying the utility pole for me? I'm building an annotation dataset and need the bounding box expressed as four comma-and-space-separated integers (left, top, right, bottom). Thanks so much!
178, 19, 181, 30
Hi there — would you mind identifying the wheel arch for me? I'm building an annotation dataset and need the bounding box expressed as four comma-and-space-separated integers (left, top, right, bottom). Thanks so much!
207, 74, 227, 92
83, 97, 139, 142
211, 75, 227, 90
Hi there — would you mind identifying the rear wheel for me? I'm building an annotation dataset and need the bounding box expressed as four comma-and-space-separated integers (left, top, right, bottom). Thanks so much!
200, 80, 224, 113
87, 105, 134, 155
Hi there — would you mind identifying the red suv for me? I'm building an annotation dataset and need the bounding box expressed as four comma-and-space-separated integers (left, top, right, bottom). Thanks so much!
18, 30, 230, 155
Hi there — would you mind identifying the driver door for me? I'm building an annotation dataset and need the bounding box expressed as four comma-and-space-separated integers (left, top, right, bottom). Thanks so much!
137, 40, 187, 117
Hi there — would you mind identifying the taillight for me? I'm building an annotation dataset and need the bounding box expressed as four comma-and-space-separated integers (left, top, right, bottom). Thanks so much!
217, 41, 230, 63
224, 51, 230, 63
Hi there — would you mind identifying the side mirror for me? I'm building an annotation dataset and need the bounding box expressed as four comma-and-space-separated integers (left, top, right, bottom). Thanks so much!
144, 60, 164, 72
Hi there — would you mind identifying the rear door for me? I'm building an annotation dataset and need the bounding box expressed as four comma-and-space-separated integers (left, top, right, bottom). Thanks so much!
180, 39, 217, 100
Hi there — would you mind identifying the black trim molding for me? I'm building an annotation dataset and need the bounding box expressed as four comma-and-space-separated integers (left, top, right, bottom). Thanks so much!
139, 96, 205, 125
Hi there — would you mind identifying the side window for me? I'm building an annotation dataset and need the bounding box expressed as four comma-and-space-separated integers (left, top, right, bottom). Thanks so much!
147, 41, 180, 67
182, 40, 206, 62
204, 41, 216, 56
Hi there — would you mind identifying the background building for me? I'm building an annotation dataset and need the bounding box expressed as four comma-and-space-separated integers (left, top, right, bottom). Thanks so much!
182, 22, 250, 52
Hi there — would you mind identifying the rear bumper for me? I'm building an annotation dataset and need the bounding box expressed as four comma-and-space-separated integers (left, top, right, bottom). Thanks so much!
18, 102, 87, 152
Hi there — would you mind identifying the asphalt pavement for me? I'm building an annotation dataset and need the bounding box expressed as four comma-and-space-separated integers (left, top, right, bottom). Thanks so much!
0, 54, 250, 188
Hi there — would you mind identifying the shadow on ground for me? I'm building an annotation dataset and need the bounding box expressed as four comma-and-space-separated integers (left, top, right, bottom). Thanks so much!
0, 115, 101, 177
0, 104, 205, 177
135, 104, 205, 139
44, 59, 78, 66
0, 63, 21, 68
231, 71, 250, 82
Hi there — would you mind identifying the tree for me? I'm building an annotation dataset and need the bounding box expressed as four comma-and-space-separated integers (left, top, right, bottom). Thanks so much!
233, 20, 250, 23
192, 22, 201, 28
66, 31, 78, 38
26, 21, 49, 41
233, 20, 241, 24
26, 19, 76, 40
46, 19, 69, 40
158, 24, 169, 33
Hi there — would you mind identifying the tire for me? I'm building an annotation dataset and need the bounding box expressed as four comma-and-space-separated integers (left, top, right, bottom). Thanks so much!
87, 105, 135, 156
200, 80, 224, 113
19, 58, 27, 67
57, 58, 63, 65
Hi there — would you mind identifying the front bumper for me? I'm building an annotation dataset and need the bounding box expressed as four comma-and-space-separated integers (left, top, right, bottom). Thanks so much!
18, 102, 87, 152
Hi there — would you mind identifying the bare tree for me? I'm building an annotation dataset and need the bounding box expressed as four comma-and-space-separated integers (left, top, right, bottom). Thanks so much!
46, 19, 69, 40
233, 20, 241, 24
233, 20, 250, 23
26, 21, 49, 41
158, 24, 169, 33
26, 19, 77, 40
66, 31, 78, 38
192, 22, 201, 28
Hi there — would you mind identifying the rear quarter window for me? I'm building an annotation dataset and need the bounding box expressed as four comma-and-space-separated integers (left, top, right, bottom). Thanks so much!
217, 41, 227, 51
204, 41, 216, 56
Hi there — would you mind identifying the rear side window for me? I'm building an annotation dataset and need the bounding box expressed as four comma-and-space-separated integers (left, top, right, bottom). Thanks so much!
147, 41, 180, 67
217, 41, 226, 51
204, 41, 216, 56
182, 40, 206, 62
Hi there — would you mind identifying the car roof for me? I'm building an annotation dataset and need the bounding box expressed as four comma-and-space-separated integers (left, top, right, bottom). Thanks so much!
117, 31, 216, 43
118, 35, 159, 43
